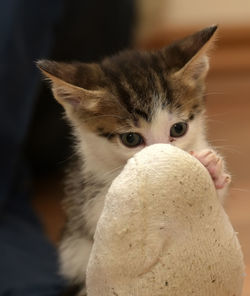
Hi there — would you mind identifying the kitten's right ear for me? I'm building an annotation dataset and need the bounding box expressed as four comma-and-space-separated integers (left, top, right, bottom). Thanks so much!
165, 25, 218, 84
37, 60, 106, 114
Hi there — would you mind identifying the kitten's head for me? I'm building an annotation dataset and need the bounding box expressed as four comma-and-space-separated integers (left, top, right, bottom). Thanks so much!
38, 26, 217, 176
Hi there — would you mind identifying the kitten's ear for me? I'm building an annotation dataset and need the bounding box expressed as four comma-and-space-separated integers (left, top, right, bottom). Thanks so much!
168, 25, 218, 83
37, 60, 105, 114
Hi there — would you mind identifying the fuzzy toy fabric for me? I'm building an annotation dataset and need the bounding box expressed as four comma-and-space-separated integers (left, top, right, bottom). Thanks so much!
86, 144, 244, 296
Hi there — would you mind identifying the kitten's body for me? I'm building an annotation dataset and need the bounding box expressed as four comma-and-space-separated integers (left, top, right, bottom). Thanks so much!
38, 26, 230, 295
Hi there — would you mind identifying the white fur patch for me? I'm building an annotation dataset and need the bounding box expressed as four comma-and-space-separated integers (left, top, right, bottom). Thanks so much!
83, 185, 110, 236
78, 107, 208, 185
60, 236, 93, 283
140, 108, 207, 152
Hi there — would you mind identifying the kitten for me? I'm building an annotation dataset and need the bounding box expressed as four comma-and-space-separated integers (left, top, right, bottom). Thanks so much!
38, 25, 230, 295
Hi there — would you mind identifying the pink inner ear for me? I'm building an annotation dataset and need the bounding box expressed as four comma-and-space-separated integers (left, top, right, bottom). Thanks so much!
64, 97, 81, 108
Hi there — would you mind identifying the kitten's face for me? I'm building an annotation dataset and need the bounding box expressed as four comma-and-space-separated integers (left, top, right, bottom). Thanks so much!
38, 26, 217, 176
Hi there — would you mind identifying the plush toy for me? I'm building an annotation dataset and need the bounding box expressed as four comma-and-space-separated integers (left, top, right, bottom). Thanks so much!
86, 144, 244, 296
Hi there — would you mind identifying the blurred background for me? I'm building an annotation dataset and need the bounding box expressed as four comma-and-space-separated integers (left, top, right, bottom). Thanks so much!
1, 0, 249, 295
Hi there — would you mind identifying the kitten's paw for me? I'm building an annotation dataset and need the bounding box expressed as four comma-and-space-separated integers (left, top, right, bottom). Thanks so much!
190, 149, 231, 189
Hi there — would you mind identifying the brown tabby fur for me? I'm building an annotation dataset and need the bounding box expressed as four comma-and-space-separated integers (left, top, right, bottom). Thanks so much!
38, 26, 218, 296
38, 26, 216, 143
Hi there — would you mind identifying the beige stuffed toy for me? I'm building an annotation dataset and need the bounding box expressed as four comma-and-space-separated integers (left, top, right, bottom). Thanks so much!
86, 144, 244, 296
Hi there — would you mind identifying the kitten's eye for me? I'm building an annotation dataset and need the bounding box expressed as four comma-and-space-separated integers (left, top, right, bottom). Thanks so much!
170, 122, 188, 138
120, 133, 144, 148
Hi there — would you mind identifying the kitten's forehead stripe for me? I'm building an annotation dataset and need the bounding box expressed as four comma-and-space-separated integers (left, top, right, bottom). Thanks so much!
118, 55, 153, 100
149, 54, 169, 97
134, 109, 149, 122
100, 51, 177, 123
101, 66, 134, 114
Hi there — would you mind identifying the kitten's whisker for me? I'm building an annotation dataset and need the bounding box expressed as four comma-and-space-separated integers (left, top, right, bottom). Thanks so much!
206, 111, 234, 117
211, 146, 241, 155
58, 150, 78, 165
207, 119, 225, 124
209, 138, 228, 142
208, 142, 238, 148
231, 187, 250, 194
103, 165, 123, 176
209, 139, 228, 143
174, 99, 195, 111
204, 92, 226, 96
101, 165, 124, 180
211, 145, 245, 156
108, 125, 132, 135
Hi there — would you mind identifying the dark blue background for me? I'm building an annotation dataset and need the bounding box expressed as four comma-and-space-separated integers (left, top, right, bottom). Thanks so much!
0, 0, 134, 294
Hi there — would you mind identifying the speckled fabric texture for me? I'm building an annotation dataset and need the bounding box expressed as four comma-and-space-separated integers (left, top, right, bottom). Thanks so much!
87, 144, 244, 296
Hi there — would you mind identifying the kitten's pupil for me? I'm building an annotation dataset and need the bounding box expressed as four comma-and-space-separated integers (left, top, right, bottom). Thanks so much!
120, 133, 143, 148
170, 122, 188, 138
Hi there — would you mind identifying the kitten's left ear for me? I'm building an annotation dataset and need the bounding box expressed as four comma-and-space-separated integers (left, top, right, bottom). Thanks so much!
37, 60, 106, 117
170, 25, 218, 83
